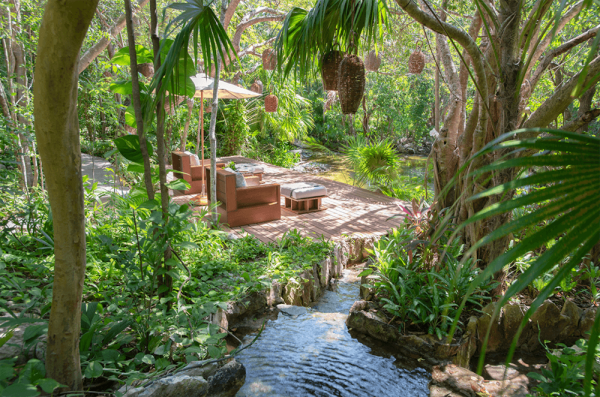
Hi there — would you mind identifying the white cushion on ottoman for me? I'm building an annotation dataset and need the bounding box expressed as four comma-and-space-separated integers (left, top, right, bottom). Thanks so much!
235, 163, 265, 174
281, 182, 327, 199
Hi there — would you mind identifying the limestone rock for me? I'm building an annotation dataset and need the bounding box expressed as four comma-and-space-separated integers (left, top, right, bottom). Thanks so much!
578, 307, 597, 338
182, 361, 218, 379
0, 321, 47, 364
483, 364, 520, 381
135, 374, 208, 397
524, 300, 570, 351
558, 300, 582, 341
502, 302, 525, 345
277, 304, 308, 317
267, 281, 284, 306
476, 302, 506, 353
206, 359, 246, 397
282, 280, 303, 306
319, 257, 331, 287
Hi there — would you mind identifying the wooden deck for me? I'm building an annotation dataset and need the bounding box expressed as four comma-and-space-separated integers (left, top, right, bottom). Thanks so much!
171, 156, 405, 243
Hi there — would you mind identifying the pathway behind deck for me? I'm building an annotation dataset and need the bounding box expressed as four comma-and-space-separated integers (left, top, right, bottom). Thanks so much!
172, 156, 405, 243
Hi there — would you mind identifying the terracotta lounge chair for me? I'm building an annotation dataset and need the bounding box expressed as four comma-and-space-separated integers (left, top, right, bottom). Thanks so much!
205, 167, 281, 227
171, 151, 225, 195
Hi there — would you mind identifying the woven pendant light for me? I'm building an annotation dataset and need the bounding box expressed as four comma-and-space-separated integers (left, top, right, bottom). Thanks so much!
320, 50, 344, 91
265, 95, 278, 112
205, 100, 212, 113
408, 43, 425, 74
364, 50, 381, 72
337, 54, 365, 115
262, 49, 276, 70
250, 79, 263, 94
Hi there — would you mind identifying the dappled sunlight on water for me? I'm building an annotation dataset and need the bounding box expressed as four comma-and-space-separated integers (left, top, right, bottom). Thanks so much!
235, 269, 431, 397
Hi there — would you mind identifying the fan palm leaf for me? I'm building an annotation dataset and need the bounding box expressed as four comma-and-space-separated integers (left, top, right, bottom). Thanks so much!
450, 128, 600, 395
149, 0, 237, 104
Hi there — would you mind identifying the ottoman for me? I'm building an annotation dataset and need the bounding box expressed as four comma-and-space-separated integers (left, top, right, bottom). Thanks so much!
280, 182, 327, 214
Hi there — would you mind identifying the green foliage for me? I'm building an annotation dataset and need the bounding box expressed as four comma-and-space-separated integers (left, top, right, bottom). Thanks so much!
344, 135, 400, 187
454, 129, 600, 393
0, 168, 332, 392
242, 137, 300, 168
274, 0, 388, 78
527, 339, 599, 397
365, 227, 493, 338
218, 100, 250, 156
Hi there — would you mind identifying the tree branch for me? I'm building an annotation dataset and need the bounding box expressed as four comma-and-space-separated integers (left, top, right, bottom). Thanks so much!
525, 0, 584, 78
529, 24, 600, 90
78, 0, 150, 74
562, 108, 600, 132
232, 9, 285, 52
523, 55, 600, 131
238, 37, 277, 58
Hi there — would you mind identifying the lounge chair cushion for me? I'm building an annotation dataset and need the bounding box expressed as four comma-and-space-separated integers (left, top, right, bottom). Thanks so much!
280, 182, 327, 199
184, 151, 200, 166
234, 163, 265, 174
225, 168, 247, 188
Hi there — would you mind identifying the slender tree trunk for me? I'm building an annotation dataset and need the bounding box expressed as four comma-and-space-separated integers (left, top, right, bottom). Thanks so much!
150, 0, 172, 296
125, 0, 154, 199
34, 0, 99, 389
180, 98, 193, 150
209, 0, 227, 224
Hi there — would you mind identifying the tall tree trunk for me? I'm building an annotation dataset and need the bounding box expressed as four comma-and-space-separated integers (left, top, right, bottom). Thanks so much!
125, 0, 154, 200
150, 0, 172, 296
209, 0, 227, 224
34, 0, 99, 389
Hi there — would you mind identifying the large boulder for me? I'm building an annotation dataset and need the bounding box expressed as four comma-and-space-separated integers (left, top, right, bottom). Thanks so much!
123, 374, 208, 397
522, 300, 570, 351
206, 359, 246, 397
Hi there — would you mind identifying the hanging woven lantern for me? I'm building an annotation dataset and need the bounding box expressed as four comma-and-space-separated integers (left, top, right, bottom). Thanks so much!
205, 100, 212, 113
364, 50, 382, 72
320, 50, 344, 91
337, 55, 365, 115
408, 43, 425, 74
250, 80, 263, 94
262, 49, 277, 70
265, 95, 278, 112
138, 63, 155, 78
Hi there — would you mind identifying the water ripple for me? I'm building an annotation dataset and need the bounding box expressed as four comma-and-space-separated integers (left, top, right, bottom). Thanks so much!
235, 270, 431, 397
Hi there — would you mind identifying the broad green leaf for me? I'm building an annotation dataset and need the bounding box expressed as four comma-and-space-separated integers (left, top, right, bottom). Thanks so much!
141, 355, 155, 365
0, 383, 39, 397
165, 179, 191, 191
36, 378, 62, 394
207, 345, 221, 359
114, 135, 153, 164
111, 45, 154, 66
84, 361, 103, 379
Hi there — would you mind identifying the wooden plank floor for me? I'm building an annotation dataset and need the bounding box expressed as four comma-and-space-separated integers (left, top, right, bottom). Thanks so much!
171, 156, 405, 243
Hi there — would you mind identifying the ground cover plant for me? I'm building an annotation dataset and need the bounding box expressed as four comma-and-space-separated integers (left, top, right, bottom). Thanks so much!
0, 172, 333, 395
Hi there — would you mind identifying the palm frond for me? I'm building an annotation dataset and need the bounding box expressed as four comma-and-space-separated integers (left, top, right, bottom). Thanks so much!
451, 128, 600, 394
150, 0, 237, 107
274, 0, 388, 79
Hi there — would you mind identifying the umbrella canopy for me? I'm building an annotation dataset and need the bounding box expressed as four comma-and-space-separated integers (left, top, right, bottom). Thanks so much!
191, 73, 261, 99
191, 73, 261, 206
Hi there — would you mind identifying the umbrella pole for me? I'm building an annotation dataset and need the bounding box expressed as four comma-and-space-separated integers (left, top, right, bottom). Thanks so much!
200, 91, 207, 204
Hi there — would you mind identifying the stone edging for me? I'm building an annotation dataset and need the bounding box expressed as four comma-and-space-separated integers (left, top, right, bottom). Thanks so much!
346, 298, 597, 368
211, 236, 377, 331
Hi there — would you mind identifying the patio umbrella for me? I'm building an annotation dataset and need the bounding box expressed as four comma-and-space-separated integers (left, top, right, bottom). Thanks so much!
190, 73, 260, 204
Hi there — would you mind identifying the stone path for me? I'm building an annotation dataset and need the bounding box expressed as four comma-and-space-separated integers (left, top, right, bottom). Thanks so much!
81, 153, 129, 197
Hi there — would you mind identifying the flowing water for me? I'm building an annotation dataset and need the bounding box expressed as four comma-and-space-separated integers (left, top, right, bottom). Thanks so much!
234, 268, 431, 397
